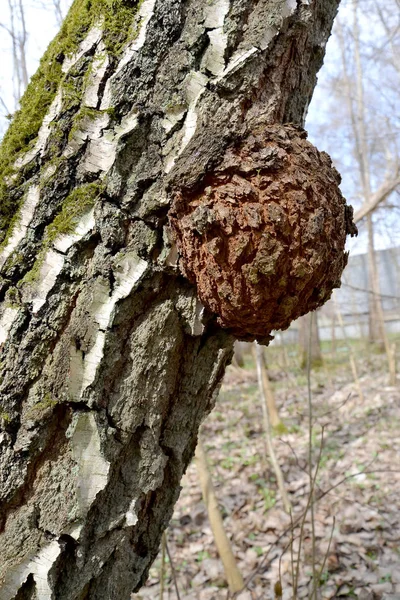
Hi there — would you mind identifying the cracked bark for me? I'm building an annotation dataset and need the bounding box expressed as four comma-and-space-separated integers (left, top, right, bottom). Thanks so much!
0, 0, 341, 597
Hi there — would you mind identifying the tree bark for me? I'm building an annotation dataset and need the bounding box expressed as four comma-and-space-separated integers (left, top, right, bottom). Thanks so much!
299, 311, 323, 370
252, 342, 282, 428
366, 215, 384, 345
0, 0, 341, 597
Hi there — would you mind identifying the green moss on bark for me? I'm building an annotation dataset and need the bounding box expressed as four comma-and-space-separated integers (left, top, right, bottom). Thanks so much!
67, 106, 104, 142
0, 412, 11, 425
4, 287, 21, 309
46, 181, 101, 243
0, 206, 23, 253
21, 181, 102, 285
0, 0, 143, 243
26, 393, 58, 418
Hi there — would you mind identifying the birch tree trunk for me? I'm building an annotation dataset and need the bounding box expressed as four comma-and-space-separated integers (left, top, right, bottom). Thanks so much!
366, 215, 384, 345
299, 311, 323, 370
0, 0, 341, 597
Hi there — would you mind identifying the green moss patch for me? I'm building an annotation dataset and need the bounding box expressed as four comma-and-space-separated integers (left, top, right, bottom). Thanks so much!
22, 181, 102, 285
46, 181, 101, 243
0, 204, 23, 251
0, 0, 143, 243
4, 287, 21, 308
0, 411, 11, 422
25, 393, 59, 419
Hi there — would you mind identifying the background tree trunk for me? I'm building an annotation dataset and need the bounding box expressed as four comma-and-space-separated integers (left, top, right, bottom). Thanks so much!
0, 0, 341, 597
367, 215, 384, 345
252, 342, 282, 429
299, 311, 323, 370
233, 341, 246, 368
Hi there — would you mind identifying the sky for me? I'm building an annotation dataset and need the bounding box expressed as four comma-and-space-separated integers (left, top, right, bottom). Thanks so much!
307, 0, 400, 255
0, 0, 399, 256
0, 0, 64, 127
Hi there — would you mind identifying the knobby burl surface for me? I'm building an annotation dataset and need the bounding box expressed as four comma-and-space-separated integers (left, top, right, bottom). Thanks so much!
170, 124, 357, 341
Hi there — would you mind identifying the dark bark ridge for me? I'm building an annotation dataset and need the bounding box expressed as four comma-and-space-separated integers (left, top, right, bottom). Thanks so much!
0, 0, 340, 597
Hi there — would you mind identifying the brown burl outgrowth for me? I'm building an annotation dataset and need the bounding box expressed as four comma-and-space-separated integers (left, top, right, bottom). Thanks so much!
169, 124, 357, 342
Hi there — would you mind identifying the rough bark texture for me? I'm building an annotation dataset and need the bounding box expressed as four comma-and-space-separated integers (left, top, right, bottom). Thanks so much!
0, 0, 342, 597
170, 124, 354, 341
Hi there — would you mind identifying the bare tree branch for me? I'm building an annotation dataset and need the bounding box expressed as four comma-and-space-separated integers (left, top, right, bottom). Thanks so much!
354, 173, 400, 222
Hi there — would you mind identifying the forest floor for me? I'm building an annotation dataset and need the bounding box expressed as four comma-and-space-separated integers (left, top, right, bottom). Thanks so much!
133, 342, 400, 600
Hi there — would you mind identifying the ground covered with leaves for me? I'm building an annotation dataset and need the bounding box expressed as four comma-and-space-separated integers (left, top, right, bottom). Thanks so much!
133, 343, 400, 600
